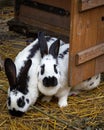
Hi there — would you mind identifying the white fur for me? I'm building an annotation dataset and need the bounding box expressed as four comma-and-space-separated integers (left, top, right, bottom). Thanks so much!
70, 74, 101, 95
7, 36, 60, 113
38, 41, 71, 107
38, 39, 101, 107
7, 39, 40, 113
38, 55, 61, 96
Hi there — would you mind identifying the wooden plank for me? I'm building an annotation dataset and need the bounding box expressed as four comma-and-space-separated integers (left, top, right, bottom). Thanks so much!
18, 5, 69, 37
96, 7, 104, 74
19, 5, 70, 30
76, 43, 104, 65
19, 15, 69, 37
32, 0, 71, 11
69, 0, 104, 86
79, 0, 104, 11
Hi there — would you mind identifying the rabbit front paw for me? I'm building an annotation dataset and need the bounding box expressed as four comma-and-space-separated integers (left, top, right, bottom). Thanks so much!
58, 96, 68, 107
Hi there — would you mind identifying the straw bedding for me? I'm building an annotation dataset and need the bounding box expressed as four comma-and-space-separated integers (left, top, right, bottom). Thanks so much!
0, 7, 104, 130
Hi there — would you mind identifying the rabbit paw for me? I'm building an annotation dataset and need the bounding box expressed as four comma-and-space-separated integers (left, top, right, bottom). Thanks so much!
42, 96, 52, 102
58, 97, 68, 107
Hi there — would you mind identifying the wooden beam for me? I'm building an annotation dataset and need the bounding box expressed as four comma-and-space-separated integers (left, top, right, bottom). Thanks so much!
33, 0, 71, 11
79, 0, 104, 12
76, 43, 104, 65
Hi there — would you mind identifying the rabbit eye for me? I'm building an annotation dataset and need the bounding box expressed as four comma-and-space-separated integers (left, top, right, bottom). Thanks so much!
8, 97, 11, 106
41, 64, 45, 75
54, 64, 58, 74
26, 99, 29, 104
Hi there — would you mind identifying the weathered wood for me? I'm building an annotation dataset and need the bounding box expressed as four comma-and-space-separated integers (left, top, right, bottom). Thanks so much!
95, 7, 104, 74
18, 5, 70, 37
69, 0, 104, 86
19, 5, 70, 30
33, 0, 71, 11
76, 43, 104, 65
79, 0, 104, 11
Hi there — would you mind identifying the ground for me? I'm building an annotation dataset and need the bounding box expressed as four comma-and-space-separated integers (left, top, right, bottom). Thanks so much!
0, 6, 104, 130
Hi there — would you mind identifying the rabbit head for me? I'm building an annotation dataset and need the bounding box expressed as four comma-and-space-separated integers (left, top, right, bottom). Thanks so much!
4, 58, 33, 117
38, 38, 61, 96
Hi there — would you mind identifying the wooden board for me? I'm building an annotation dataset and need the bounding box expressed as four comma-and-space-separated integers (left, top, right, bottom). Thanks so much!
79, 0, 104, 11
69, 0, 104, 86
33, 0, 71, 11
18, 5, 70, 37
76, 43, 104, 65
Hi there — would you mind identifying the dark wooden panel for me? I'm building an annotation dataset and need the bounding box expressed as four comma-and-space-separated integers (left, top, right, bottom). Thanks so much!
76, 43, 104, 65
18, 5, 69, 37
79, 0, 104, 11
32, 0, 71, 11
19, 5, 70, 30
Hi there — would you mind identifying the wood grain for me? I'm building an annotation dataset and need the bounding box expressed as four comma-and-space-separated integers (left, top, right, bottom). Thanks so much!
69, 0, 104, 86
79, 0, 104, 11
76, 43, 104, 65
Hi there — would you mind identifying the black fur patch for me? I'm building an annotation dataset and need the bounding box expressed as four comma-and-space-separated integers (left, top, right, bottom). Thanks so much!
15, 42, 39, 95
16, 60, 31, 95
63, 48, 69, 55
17, 96, 25, 108
43, 76, 58, 87
87, 77, 92, 81
59, 54, 64, 58
58, 48, 69, 59
28, 42, 39, 59
9, 108, 24, 117
41, 64, 45, 75
96, 75, 99, 79
90, 82, 94, 86
8, 97, 11, 106
45, 36, 51, 42
26, 99, 29, 104
16, 75, 29, 95
54, 64, 58, 74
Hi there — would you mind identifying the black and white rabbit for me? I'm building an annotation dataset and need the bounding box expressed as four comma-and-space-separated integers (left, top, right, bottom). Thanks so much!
4, 32, 51, 117
37, 37, 101, 107
37, 37, 71, 107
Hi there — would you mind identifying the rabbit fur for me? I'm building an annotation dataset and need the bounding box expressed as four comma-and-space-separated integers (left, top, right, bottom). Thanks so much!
4, 32, 57, 116
37, 37, 101, 107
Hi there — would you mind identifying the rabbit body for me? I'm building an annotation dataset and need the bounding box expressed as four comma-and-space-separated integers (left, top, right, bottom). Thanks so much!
4, 32, 54, 116
38, 38, 71, 107
5, 38, 40, 116
37, 37, 101, 107
69, 74, 101, 95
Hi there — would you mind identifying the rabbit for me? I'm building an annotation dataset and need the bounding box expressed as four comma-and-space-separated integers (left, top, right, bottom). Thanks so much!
37, 37, 101, 107
69, 74, 101, 96
4, 32, 55, 117
37, 37, 71, 107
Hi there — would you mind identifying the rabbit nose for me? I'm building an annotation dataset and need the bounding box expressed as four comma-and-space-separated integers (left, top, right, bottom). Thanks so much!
43, 76, 58, 87
9, 108, 24, 117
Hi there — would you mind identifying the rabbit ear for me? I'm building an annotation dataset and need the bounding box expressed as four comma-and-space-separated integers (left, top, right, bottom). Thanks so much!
18, 59, 32, 90
38, 32, 48, 58
49, 39, 60, 58
4, 58, 16, 87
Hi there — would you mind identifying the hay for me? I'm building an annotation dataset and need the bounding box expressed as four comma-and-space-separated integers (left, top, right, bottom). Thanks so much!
0, 6, 104, 130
